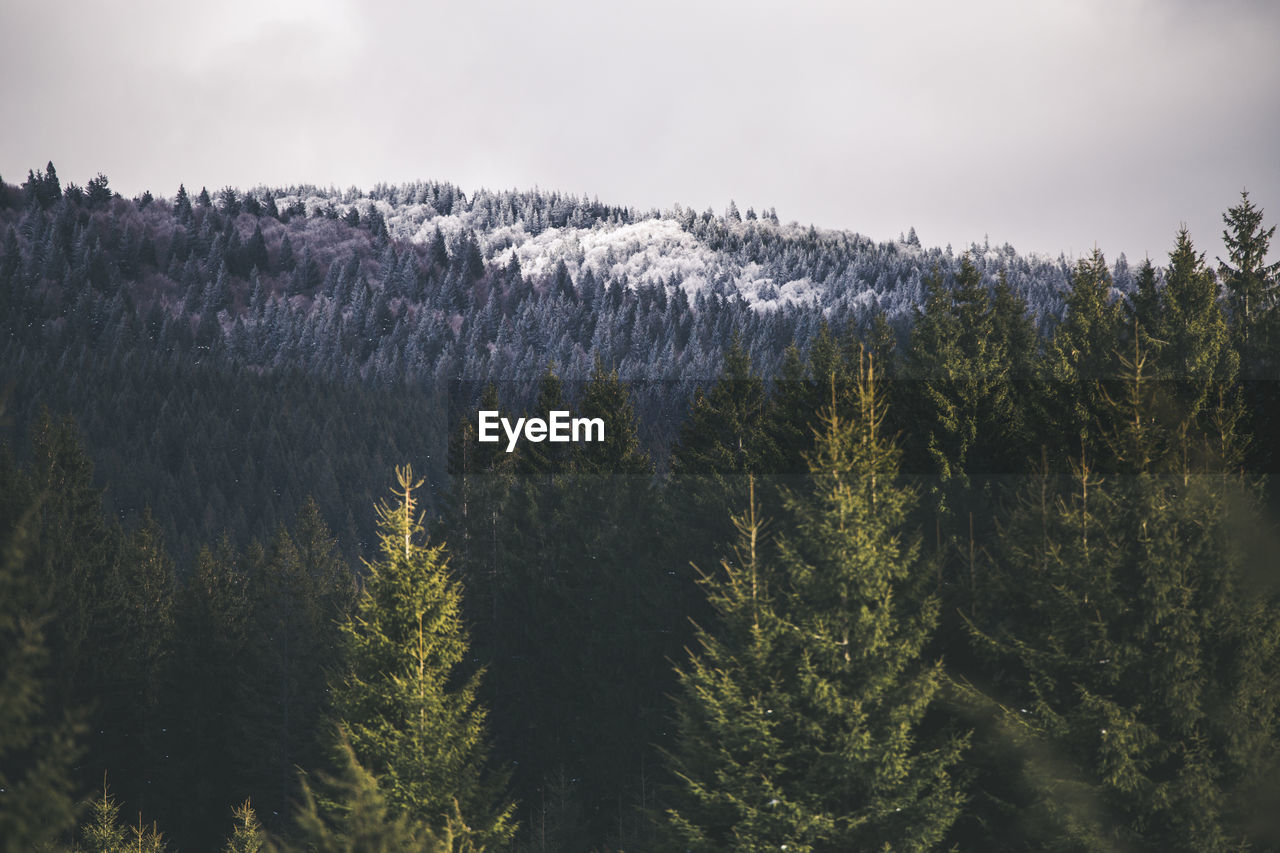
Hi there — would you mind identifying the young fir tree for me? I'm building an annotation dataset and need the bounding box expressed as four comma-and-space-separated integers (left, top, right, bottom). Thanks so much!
665, 353, 965, 852
73, 783, 168, 853
222, 801, 266, 853
328, 465, 515, 850
74, 785, 127, 853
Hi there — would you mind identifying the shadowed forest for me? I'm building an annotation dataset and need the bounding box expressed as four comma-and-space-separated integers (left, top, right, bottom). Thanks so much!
3, 164, 1280, 851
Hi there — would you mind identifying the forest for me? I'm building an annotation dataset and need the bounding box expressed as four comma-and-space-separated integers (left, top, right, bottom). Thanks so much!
3, 162, 1280, 852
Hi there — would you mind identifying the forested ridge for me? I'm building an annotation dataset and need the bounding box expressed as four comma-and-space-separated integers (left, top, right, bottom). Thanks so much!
3, 163, 1279, 851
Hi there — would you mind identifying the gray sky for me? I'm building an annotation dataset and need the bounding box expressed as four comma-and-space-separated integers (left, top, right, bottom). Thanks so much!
2, 0, 1277, 262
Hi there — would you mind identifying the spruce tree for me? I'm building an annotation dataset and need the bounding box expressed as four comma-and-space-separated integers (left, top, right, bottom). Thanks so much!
665, 353, 964, 852
969, 337, 1280, 850
328, 465, 514, 850
1219, 190, 1279, 368
777, 352, 965, 850
222, 801, 266, 853
73, 783, 168, 853
1159, 228, 1237, 425
664, 479, 799, 851
1042, 248, 1126, 466
75, 785, 128, 853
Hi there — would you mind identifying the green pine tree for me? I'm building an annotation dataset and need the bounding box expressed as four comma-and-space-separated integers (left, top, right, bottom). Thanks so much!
72, 783, 168, 853
1159, 227, 1238, 436
328, 465, 515, 850
1219, 190, 1280, 369
664, 478, 800, 851
76, 784, 127, 853
968, 336, 1280, 850
665, 352, 965, 852
1042, 248, 1126, 466
778, 352, 965, 850
223, 800, 266, 853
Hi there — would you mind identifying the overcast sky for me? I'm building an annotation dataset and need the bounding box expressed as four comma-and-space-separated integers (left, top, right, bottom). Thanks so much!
2, 0, 1277, 262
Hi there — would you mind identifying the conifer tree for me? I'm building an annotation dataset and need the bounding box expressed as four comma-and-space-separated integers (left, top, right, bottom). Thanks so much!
1219, 190, 1279, 367
1218, 192, 1280, 477
664, 479, 799, 851
666, 353, 964, 851
779, 353, 964, 850
1042, 248, 1126, 466
969, 336, 1280, 850
328, 465, 514, 850
76, 784, 128, 853
222, 801, 266, 853
1128, 257, 1162, 352
1160, 228, 1236, 423
669, 335, 778, 590
73, 783, 168, 853
166, 537, 260, 848
905, 257, 1027, 508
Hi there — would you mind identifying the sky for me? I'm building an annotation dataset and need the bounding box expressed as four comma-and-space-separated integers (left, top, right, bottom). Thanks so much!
2, 0, 1277, 263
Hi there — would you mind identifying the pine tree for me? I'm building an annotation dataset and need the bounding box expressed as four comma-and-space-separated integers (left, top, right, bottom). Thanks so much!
669, 335, 779, 590
905, 257, 1026, 510
73, 782, 168, 853
778, 352, 965, 850
1219, 190, 1279, 368
174, 185, 192, 222
1042, 248, 1126, 466
665, 353, 964, 852
76, 784, 128, 853
328, 465, 515, 850
968, 336, 1280, 850
166, 537, 258, 848
222, 801, 266, 853
664, 478, 799, 851
1218, 192, 1280, 479
1160, 228, 1236, 420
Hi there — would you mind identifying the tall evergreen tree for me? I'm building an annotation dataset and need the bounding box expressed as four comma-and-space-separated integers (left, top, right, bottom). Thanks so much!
328, 465, 514, 850
1160, 229, 1236, 414
1042, 248, 1126, 466
666, 352, 964, 852
1219, 190, 1279, 369
968, 337, 1280, 850
664, 478, 799, 851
